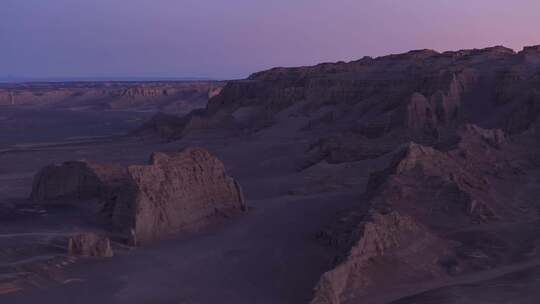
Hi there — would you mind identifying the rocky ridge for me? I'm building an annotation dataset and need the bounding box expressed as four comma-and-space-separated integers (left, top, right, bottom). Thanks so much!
165, 46, 540, 154
0, 81, 224, 114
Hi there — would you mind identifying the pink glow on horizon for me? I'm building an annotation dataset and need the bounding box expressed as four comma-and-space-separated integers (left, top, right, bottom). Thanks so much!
1, 0, 539, 79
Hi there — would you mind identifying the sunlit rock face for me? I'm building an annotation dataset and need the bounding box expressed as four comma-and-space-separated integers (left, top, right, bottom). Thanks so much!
108, 147, 246, 245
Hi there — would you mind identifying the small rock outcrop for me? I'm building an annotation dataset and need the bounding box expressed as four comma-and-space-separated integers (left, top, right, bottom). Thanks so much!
108, 148, 246, 244
30, 161, 127, 203
68, 233, 114, 257
131, 112, 187, 140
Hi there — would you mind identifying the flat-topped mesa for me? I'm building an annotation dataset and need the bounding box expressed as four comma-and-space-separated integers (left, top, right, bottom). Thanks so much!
30, 160, 127, 203
107, 147, 246, 245
0, 81, 224, 113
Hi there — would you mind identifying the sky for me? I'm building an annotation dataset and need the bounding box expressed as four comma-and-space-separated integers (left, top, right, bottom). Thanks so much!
1, 0, 540, 80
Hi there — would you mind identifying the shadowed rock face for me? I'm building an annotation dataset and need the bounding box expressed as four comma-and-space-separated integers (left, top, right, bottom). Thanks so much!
30, 161, 127, 203
68, 233, 114, 258
108, 148, 246, 245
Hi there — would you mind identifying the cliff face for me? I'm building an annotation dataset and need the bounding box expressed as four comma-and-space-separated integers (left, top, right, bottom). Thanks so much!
179, 46, 539, 149
312, 212, 450, 304
0, 81, 225, 114
108, 148, 246, 244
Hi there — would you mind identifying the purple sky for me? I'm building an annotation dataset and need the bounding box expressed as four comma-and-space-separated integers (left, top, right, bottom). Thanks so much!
1, 0, 539, 80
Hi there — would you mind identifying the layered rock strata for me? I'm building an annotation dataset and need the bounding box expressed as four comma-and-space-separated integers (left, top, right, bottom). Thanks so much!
107, 148, 246, 244
0, 81, 225, 114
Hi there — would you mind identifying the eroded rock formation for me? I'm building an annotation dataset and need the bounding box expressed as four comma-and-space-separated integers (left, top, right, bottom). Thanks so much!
68, 233, 114, 258
309, 125, 536, 303
166, 46, 540, 161
30, 161, 127, 203
131, 112, 188, 140
107, 148, 246, 244
31, 148, 246, 245
0, 81, 225, 114
312, 212, 450, 304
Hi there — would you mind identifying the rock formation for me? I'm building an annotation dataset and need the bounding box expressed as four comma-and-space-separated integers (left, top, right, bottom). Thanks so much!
31, 148, 246, 245
68, 233, 114, 257
30, 161, 127, 203
116, 46, 539, 303
10, 45, 540, 302
107, 148, 246, 244
76, 44, 540, 300
131, 112, 188, 140
169, 46, 540, 160
0, 81, 225, 114
309, 125, 535, 303
312, 212, 450, 304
